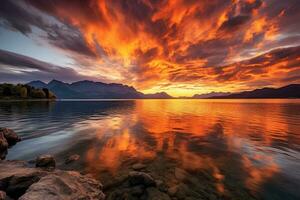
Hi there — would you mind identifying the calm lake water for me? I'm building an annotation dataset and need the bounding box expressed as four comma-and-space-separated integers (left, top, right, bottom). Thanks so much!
0, 99, 299, 199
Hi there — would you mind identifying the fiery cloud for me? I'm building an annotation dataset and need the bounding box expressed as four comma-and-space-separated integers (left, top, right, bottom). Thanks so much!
1, 0, 300, 95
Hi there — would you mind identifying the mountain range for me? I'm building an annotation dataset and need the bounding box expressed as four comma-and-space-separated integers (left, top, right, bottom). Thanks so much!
27, 80, 300, 99
27, 80, 172, 99
192, 92, 232, 99
210, 84, 300, 99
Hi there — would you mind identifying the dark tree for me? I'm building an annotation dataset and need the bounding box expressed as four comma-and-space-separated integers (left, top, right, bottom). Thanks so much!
43, 88, 49, 98
3, 87, 12, 96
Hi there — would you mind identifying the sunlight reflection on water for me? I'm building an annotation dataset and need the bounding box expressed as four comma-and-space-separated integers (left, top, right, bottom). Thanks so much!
0, 99, 299, 199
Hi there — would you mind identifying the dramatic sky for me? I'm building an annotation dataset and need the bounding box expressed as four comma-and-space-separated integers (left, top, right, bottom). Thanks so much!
0, 0, 300, 96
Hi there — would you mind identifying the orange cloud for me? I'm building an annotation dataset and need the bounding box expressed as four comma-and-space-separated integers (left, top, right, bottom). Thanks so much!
23, 0, 300, 96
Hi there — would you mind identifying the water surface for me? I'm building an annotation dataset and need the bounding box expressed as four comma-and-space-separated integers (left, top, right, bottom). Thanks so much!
0, 99, 299, 199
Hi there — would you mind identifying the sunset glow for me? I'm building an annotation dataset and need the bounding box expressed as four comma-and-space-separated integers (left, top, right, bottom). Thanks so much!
0, 0, 300, 96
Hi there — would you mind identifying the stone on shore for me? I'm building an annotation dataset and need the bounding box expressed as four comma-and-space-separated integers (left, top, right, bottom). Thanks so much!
0, 128, 21, 160
65, 154, 80, 164
36, 155, 56, 169
0, 128, 21, 146
0, 132, 8, 160
19, 171, 105, 200
0, 161, 48, 199
0, 160, 105, 200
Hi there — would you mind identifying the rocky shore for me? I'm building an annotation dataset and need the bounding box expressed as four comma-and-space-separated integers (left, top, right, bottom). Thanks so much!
0, 128, 21, 160
0, 128, 178, 200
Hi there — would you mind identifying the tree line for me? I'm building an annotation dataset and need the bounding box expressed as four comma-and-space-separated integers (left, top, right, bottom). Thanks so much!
0, 84, 56, 99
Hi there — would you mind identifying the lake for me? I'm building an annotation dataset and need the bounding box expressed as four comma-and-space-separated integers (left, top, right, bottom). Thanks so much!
0, 99, 299, 199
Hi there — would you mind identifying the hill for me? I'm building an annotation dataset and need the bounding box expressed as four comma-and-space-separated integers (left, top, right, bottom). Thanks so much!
210, 84, 300, 99
28, 80, 172, 99
0, 83, 56, 100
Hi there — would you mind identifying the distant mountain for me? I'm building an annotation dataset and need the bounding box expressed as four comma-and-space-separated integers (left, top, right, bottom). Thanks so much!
27, 80, 48, 89
211, 84, 300, 99
143, 92, 173, 99
193, 92, 231, 99
27, 80, 173, 99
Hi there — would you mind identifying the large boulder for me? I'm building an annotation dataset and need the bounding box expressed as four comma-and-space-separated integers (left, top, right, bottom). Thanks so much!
36, 155, 56, 169
0, 160, 105, 200
0, 128, 21, 146
19, 171, 105, 200
0, 133, 8, 160
0, 161, 48, 199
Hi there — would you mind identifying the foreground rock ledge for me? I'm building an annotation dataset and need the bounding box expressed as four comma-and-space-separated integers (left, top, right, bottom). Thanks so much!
0, 160, 105, 200
0, 128, 21, 160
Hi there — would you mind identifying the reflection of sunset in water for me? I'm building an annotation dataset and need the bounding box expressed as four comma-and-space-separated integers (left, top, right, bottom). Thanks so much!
1, 100, 299, 199
81, 100, 300, 197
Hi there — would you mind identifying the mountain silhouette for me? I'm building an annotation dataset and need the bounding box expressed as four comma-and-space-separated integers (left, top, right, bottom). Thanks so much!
27, 80, 172, 99
28, 80, 300, 99
210, 84, 300, 99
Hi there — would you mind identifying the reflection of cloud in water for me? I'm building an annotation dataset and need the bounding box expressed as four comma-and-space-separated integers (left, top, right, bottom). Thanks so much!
0, 100, 299, 199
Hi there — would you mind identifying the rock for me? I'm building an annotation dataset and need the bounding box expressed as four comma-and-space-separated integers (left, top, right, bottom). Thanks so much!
6, 172, 44, 199
132, 163, 146, 171
146, 187, 171, 200
174, 167, 188, 181
103, 174, 128, 190
0, 161, 48, 199
128, 171, 156, 187
167, 186, 178, 197
0, 133, 8, 160
19, 171, 105, 200
36, 155, 56, 169
155, 180, 168, 192
130, 185, 145, 197
0, 191, 6, 200
65, 154, 80, 164
167, 184, 187, 199
0, 128, 21, 146
0, 160, 105, 200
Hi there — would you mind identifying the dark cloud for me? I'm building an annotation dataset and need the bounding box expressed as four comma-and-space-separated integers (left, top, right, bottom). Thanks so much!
45, 24, 96, 57
0, 49, 96, 83
0, 0, 45, 35
219, 15, 250, 33
240, 0, 263, 14
0, 1, 96, 58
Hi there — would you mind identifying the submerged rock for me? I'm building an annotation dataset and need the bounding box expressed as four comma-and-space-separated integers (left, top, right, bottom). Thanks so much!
65, 154, 80, 164
131, 163, 146, 171
0, 128, 21, 146
146, 187, 171, 200
167, 184, 187, 199
155, 180, 168, 192
174, 167, 188, 181
128, 171, 156, 187
36, 155, 56, 169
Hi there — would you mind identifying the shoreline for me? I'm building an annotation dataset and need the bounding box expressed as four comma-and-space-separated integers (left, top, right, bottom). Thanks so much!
0, 128, 175, 200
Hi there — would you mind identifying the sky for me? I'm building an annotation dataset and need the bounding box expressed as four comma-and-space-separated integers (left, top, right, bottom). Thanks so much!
0, 0, 299, 97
